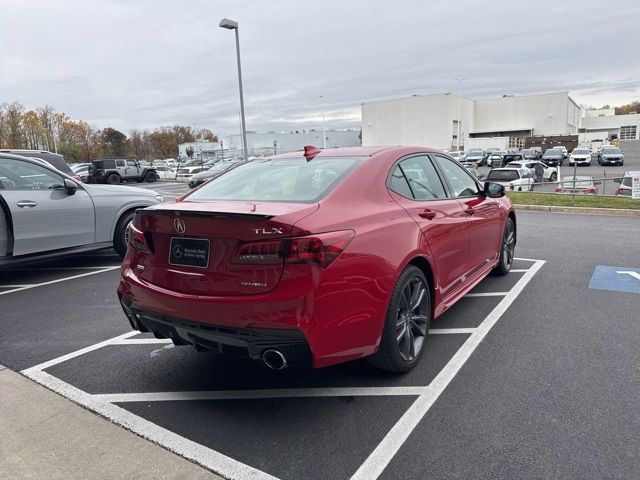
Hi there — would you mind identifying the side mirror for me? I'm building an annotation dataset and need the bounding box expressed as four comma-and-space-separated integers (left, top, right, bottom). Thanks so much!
64, 178, 78, 195
484, 181, 505, 198
613, 177, 622, 183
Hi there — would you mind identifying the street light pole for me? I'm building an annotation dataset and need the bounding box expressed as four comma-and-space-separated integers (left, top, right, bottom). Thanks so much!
454, 78, 465, 151
219, 18, 249, 161
319, 95, 326, 149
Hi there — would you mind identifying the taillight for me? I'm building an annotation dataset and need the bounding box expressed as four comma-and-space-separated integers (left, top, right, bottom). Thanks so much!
128, 224, 152, 253
554, 187, 563, 192
232, 230, 355, 268
286, 230, 355, 268
616, 187, 622, 195
583, 187, 596, 194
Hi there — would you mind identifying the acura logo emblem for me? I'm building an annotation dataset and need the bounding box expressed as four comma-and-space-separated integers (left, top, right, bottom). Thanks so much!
174, 218, 186, 233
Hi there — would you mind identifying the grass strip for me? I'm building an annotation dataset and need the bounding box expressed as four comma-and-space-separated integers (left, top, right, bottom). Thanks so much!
507, 192, 640, 210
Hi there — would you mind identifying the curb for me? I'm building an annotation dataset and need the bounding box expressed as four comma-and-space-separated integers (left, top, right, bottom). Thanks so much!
514, 204, 640, 216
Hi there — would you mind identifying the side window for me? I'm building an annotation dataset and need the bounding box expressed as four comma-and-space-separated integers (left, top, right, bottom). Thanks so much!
396, 155, 447, 200
0, 159, 63, 190
433, 155, 480, 198
116, 160, 125, 167
388, 165, 413, 198
127, 159, 137, 167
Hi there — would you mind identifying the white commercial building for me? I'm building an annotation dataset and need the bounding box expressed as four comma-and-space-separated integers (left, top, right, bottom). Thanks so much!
179, 130, 361, 160
362, 91, 582, 150
579, 113, 640, 143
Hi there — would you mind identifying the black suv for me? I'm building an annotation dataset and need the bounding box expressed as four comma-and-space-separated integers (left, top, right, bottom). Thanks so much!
541, 148, 564, 166
89, 158, 158, 184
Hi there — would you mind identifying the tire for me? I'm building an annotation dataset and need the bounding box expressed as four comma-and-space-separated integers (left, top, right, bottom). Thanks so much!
113, 211, 134, 258
106, 173, 120, 184
145, 171, 158, 183
550, 172, 557, 182
366, 266, 431, 373
492, 217, 515, 276
135, 178, 143, 183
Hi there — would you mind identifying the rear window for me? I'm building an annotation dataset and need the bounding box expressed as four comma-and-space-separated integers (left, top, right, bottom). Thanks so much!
487, 170, 519, 182
560, 178, 592, 188
187, 157, 363, 203
621, 177, 632, 187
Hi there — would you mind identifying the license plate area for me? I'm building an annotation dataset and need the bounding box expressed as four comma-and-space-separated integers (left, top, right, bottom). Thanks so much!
169, 237, 210, 268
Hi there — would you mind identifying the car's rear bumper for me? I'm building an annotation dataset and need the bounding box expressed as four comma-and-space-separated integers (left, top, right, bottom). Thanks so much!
117, 266, 387, 368
119, 298, 312, 366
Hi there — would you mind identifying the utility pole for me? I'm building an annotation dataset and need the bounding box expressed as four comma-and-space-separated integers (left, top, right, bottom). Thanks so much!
319, 95, 326, 149
454, 78, 465, 150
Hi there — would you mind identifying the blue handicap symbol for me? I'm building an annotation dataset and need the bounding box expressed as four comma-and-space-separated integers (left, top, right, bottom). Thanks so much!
588, 265, 640, 294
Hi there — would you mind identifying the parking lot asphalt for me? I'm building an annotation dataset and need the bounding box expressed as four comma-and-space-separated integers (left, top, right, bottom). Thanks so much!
1, 212, 639, 480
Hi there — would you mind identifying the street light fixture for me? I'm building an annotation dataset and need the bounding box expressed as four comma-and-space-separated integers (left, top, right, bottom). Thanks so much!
219, 18, 249, 161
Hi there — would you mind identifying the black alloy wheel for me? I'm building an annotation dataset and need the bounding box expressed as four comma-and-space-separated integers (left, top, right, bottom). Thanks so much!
367, 266, 431, 372
492, 217, 515, 276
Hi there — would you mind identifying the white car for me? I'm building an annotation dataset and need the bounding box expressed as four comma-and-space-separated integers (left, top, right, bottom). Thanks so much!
569, 147, 591, 166
485, 168, 534, 191
504, 160, 557, 182
176, 166, 209, 180
154, 166, 177, 179
0, 153, 163, 267
448, 151, 467, 162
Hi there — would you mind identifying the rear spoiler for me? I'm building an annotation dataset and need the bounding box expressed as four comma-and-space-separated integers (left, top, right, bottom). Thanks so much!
135, 209, 274, 221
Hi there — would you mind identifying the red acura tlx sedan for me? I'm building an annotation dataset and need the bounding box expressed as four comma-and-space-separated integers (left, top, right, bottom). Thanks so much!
118, 146, 516, 372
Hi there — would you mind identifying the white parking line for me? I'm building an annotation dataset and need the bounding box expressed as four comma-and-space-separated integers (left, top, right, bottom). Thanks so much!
464, 292, 509, 297
0, 266, 120, 296
0, 284, 35, 288
21, 259, 544, 480
22, 331, 137, 373
93, 386, 428, 403
350, 259, 545, 480
512, 257, 539, 263
428, 328, 476, 335
510, 269, 529, 273
112, 338, 173, 345
23, 370, 279, 480
9, 265, 121, 271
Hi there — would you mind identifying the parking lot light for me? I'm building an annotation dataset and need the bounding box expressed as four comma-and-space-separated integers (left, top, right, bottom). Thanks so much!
219, 18, 249, 162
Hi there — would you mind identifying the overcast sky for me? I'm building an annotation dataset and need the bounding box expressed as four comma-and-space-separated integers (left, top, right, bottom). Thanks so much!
2, 0, 639, 136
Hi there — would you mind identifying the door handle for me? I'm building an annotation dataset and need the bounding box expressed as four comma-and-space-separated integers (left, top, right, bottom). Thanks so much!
464, 207, 475, 216
17, 200, 38, 208
418, 209, 437, 220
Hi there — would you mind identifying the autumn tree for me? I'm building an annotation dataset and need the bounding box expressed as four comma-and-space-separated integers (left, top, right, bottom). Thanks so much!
615, 100, 640, 115
3, 102, 25, 148
149, 129, 177, 158
100, 127, 127, 157
128, 129, 153, 160
172, 125, 196, 145
198, 128, 218, 142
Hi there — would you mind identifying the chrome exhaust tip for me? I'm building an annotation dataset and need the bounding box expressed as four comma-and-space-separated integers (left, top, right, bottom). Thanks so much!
262, 349, 288, 370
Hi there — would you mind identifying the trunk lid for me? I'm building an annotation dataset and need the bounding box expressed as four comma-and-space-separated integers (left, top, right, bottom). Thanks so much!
133, 201, 318, 295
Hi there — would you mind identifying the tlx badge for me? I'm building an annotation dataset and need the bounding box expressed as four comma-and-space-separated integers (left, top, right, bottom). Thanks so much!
253, 227, 283, 235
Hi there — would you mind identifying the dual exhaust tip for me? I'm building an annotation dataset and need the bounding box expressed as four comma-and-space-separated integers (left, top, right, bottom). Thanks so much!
262, 349, 288, 370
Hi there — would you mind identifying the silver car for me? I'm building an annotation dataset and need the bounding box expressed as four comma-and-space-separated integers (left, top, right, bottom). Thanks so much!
0, 153, 163, 267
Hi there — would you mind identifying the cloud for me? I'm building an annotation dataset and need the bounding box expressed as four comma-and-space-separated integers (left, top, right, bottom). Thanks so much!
1, 0, 638, 134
